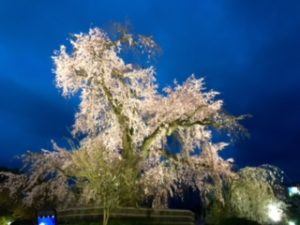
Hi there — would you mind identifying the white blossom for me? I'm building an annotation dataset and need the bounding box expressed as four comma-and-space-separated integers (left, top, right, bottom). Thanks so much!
1, 27, 243, 209
52, 27, 240, 207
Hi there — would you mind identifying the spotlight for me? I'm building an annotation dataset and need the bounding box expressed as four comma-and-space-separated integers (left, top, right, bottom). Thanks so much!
288, 187, 300, 197
267, 203, 283, 223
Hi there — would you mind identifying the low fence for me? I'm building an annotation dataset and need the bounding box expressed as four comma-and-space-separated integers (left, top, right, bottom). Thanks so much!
57, 207, 195, 225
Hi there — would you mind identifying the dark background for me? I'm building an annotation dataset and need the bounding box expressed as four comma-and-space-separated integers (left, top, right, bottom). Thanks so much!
0, 0, 299, 181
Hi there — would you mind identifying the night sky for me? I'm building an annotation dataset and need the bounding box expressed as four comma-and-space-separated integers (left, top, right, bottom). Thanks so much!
0, 0, 300, 181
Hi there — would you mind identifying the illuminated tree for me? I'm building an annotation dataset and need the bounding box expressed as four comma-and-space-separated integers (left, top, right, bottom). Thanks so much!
52, 27, 243, 208
206, 165, 287, 225
67, 139, 142, 225
0, 26, 244, 213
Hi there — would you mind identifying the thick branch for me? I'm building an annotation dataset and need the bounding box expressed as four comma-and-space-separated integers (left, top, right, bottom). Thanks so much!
141, 117, 215, 157
75, 67, 135, 160
99, 78, 133, 159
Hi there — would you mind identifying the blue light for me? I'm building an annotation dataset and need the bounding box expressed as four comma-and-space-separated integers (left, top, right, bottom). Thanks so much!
38, 216, 56, 225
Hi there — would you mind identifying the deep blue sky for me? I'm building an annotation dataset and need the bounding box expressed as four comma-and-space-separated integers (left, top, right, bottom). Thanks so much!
0, 0, 299, 181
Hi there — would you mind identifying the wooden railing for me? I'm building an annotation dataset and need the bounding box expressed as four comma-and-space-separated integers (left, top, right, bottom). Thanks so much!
57, 207, 195, 225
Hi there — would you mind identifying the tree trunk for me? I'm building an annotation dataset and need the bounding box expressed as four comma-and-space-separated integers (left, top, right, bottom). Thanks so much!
103, 208, 110, 225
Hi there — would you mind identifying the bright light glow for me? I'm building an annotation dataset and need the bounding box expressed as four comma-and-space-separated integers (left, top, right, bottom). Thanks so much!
38, 216, 56, 225
267, 203, 283, 222
7, 221, 12, 225
288, 221, 296, 225
288, 186, 300, 196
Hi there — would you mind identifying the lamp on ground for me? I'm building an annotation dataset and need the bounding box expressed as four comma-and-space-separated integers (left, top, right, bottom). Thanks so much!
37, 209, 57, 225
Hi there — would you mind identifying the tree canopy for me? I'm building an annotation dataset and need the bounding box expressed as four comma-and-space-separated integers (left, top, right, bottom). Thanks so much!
1, 26, 285, 225
52, 27, 243, 206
